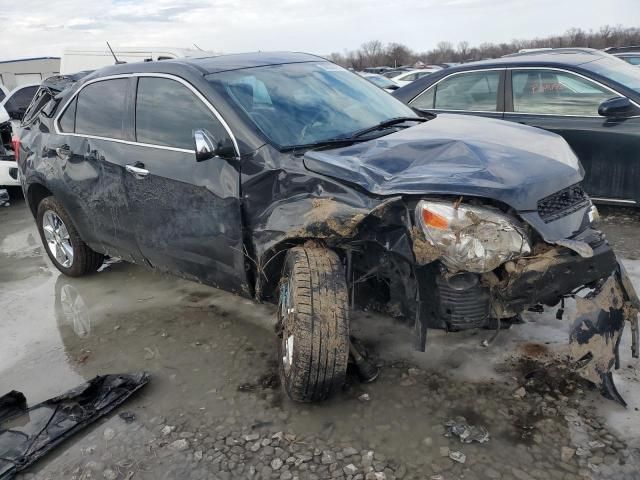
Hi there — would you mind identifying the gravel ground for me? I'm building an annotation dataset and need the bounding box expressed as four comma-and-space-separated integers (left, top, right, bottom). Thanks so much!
1, 199, 640, 480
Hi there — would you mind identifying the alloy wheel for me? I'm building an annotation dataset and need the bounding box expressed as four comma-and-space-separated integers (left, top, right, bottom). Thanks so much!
42, 210, 74, 268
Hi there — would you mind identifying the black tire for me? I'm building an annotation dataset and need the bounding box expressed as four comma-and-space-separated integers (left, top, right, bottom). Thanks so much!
36, 196, 104, 277
277, 246, 349, 402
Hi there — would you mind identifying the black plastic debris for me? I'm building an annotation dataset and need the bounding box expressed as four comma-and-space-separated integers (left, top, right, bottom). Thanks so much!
0, 373, 149, 479
0, 392, 26, 423
445, 416, 490, 444
118, 411, 136, 424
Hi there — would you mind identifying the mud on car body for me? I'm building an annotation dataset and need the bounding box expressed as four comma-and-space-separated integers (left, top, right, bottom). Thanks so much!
16, 52, 640, 404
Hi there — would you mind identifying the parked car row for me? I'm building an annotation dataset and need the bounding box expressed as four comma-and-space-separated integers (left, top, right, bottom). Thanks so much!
358, 66, 443, 92
15, 51, 640, 405
604, 46, 640, 66
357, 72, 401, 92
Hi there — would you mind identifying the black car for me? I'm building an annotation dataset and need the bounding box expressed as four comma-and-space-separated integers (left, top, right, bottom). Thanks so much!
393, 48, 640, 206
604, 46, 640, 66
17, 52, 639, 404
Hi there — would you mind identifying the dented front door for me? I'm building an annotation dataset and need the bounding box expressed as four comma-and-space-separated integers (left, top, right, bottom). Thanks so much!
124, 76, 247, 294
123, 145, 246, 294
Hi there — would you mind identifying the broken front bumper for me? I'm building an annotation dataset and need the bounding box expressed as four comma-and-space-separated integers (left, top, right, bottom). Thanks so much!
501, 236, 640, 406
414, 230, 640, 406
568, 264, 640, 406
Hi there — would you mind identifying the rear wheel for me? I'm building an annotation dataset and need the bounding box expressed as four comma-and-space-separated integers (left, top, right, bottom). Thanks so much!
36, 196, 104, 277
277, 246, 349, 402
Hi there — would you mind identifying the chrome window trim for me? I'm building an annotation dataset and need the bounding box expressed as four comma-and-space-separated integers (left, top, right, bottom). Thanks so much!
418, 109, 503, 115
54, 72, 240, 156
409, 66, 640, 118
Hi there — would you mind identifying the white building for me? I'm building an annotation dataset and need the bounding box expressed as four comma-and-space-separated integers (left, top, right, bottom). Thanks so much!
0, 57, 60, 91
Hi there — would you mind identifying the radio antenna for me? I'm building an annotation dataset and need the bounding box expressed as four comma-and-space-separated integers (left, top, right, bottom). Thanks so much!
106, 41, 126, 65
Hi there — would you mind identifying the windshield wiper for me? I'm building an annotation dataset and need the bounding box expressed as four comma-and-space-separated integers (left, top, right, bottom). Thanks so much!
284, 116, 429, 153
284, 137, 367, 153
348, 116, 428, 139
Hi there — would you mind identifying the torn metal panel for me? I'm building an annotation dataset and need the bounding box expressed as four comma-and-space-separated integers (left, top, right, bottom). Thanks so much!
0, 373, 149, 479
497, 239, 618, 313
569, 276, 629, 406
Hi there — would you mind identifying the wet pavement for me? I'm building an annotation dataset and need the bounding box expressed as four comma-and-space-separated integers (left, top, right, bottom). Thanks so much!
1, 198, 640, 480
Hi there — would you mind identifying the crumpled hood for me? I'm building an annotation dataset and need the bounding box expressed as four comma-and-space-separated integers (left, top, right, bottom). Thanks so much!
303, 114, 583, 212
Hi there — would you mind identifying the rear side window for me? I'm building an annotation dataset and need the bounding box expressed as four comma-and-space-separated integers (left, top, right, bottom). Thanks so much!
135, 77, 230, 150
432, 71, 500, 112
411, 86, 435, 109
59, 97, 77, 133
0, 89, 6, 102
75, 79, 128, 139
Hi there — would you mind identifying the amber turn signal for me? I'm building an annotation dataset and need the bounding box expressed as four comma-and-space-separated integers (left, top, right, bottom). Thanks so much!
421, 208, 449, 230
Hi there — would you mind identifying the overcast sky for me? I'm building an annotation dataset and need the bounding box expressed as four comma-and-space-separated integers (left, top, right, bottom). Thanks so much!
2, 0, 640, 61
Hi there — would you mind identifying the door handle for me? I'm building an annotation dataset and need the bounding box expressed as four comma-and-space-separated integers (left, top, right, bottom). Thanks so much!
125, 163, 149, 178
55, 145, 71, 160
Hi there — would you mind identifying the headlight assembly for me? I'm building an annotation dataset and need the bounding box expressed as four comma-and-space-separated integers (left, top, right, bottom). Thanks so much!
415, 200, 531, 273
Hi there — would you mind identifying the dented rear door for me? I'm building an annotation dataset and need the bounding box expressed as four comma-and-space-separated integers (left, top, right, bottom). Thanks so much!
51, 77, 140, 261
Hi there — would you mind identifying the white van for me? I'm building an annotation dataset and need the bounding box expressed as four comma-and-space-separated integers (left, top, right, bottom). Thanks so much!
60, 47, 216, 75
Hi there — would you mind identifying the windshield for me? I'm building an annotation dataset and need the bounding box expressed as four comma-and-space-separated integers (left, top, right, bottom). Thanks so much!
583, 57, 640, 94
207, 62, 415, 149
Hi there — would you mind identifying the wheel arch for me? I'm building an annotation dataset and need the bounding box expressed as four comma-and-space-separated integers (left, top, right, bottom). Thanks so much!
26, 183, 53, 218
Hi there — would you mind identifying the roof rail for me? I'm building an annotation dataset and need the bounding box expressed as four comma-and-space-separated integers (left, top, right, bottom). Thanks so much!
502, 47, 600, 58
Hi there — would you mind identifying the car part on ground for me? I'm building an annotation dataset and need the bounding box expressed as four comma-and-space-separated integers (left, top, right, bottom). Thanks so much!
16, 51, 640, 405
0, 373, 149, 479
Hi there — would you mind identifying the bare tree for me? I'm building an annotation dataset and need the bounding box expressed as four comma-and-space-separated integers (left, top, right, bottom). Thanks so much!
457, 41, 470, 61
324, 26, 640, 69
385, 43, 414, 67
360, 40, 385, 66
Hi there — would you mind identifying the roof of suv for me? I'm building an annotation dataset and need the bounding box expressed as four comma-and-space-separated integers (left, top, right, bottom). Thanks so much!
84, 51, 327, 79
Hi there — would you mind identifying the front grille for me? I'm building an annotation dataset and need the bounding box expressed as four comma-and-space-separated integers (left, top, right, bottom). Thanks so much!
537, 184, 589, 223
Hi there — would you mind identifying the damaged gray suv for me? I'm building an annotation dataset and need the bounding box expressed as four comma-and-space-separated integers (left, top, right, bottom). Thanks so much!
16, 52, 640, 404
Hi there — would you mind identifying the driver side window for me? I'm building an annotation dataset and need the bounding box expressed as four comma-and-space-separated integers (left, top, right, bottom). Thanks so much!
135, 77, 231, 151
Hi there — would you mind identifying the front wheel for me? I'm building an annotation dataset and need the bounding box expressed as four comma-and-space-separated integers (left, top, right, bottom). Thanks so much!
277, 246, 350, 402
36, 196, 104, 277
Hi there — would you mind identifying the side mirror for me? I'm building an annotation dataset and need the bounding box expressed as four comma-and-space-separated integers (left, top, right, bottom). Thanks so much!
193, 129, 218, 162
598, 97, 637, 118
